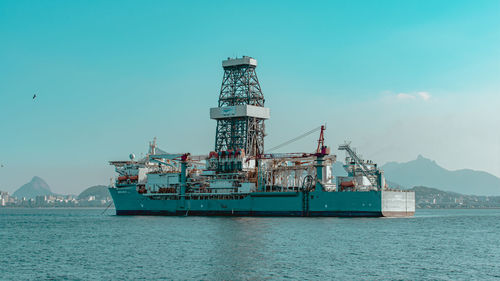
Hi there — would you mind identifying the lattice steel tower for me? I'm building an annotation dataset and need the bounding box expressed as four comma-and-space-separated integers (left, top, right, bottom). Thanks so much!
210, 56, 270, 157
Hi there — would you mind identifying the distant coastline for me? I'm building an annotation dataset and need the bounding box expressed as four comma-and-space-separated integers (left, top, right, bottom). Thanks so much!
2, 177, 499, 209
0, 206, 114, 209
1, 183, 112, 208
3, 185, 500, 209
410, 186, 500, 209
0, 195, 112, 208
2, 206, 499, 210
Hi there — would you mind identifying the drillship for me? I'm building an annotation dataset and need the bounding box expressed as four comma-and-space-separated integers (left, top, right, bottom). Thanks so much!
109, 56, 415, 217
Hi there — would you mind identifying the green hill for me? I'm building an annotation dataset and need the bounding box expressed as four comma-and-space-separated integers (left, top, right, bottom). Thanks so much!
77, 185, 110, 200
411, 186, 500, 208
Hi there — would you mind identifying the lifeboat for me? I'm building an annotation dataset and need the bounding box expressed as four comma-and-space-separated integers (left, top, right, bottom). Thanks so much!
129, 175, 139, 181
118, 176, 128, 181
340, 180, 355, 188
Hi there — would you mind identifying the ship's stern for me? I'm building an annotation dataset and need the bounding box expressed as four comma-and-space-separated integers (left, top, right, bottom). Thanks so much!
381, 190, 415, 217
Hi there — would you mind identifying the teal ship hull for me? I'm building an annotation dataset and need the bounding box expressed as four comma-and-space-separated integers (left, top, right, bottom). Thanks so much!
109, 186, 415, 217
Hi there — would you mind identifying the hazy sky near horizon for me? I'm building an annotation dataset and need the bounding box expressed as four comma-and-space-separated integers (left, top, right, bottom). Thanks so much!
1, 0, 499, 194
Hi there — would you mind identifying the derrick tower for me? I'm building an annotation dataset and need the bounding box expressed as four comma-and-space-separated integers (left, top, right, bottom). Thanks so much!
210, 56, 270, 157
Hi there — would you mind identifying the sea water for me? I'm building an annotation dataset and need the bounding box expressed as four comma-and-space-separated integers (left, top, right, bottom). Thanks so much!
1, 208, 499, 280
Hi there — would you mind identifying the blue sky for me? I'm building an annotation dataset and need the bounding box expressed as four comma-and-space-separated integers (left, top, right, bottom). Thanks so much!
1, 0, 499, 194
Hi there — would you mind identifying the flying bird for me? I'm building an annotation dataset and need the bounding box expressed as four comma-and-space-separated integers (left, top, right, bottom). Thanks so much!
33, 94, 37, 100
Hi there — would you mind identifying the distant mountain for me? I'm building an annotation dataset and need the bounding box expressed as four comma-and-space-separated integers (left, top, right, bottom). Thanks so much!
382, 155, 500, 196
13, 176, 54, 199
78, 185, 110, 200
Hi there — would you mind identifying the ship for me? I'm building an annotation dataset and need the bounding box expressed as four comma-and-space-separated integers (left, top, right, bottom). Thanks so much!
108, 56, 415, 217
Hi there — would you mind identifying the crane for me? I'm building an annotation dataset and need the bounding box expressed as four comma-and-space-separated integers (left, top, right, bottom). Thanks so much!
338, 142, 379, 188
